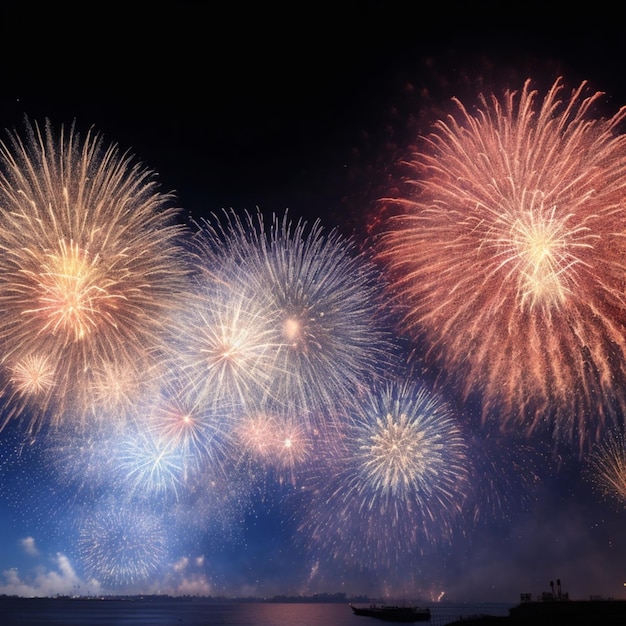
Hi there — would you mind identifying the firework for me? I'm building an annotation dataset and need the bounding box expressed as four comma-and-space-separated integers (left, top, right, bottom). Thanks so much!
88, 360, 163, 418
8, 353, 56, 397
379, 78, 626, 448
0, 119, 190, 432
112, 419, 189, 501
297, 380, 469, 568
142, 379, 234, 481
233, 404, 315, 487
190, 209, 394, 429
77, 500, 168, 589
585, 428, 626, 505
173, 278, 281, 414
268, 411, 314, 480
108, 376, 240, 501
234, 410, 280, 462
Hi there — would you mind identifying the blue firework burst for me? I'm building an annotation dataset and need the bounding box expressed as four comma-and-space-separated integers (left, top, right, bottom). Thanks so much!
297, 379, 470, 568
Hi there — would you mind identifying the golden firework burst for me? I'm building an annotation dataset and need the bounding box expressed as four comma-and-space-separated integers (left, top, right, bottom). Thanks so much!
0, 120, 190, 432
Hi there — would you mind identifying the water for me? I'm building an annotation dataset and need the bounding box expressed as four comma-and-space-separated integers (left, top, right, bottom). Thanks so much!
0, 597, 512, 626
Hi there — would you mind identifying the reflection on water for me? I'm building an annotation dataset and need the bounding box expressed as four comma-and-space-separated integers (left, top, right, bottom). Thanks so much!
0, 597, 512, 626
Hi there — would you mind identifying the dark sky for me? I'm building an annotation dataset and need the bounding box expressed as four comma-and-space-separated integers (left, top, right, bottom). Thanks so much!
2, 0, 626, 604
4, 2, 624, 230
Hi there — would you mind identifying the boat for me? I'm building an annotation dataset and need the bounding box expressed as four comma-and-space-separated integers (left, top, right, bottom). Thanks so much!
350, 602, 431, 622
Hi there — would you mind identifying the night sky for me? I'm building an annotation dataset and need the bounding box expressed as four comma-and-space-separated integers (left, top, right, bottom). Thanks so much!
1, 1, 626, 604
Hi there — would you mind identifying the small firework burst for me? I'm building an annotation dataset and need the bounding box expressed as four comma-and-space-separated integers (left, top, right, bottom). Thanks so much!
111, 420, 189, 501
379, 77, 626, 449
143, 379, 234, 481
234, 410, 280, 462
8, 353, 56, 397
233, 404, 315, 487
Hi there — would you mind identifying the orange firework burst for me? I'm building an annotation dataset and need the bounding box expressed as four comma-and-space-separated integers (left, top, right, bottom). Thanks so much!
0, 120, 190, 431
379, 77, 626, 449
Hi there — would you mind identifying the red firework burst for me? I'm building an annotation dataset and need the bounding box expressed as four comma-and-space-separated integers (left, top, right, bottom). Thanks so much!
379, 77, 626, 450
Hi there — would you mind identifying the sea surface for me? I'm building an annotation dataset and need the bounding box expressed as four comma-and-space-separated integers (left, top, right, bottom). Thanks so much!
0, 597, 512, 626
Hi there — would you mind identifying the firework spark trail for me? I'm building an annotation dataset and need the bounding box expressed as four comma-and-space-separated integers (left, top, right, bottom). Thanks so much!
297, 380, 470, 568
190, 209, 395, 430
0, 120, 191, 432
379, 78, 626, 449
585, 428, 626, 505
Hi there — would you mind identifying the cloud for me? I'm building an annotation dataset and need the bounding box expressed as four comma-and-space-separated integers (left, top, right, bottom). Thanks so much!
173, 557, 189, 572
0, 553, 100, 598
149, 555, 213, 597
162, 574, 213, 597
20, 537, 39, 557
0, 547, 213, 598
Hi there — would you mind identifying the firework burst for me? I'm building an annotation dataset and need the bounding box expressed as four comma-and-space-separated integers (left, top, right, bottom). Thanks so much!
0, 119, 190, 432
297, 379, 469, 568
379, 77, 626, 449
190, 209, 394, 429
111, 420, 190, 501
